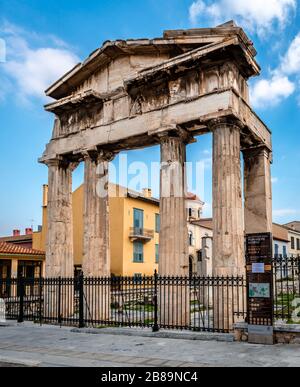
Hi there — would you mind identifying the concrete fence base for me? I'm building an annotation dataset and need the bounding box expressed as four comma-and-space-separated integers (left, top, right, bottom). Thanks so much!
234, 322, 300, 345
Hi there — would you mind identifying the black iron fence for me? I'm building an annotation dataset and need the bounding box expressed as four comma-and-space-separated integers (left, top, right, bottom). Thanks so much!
0, 273, 246, 333
2, 258, 298, 333
273, 257, 300, 322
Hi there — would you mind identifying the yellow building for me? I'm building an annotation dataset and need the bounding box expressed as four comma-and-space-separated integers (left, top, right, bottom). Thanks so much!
33, 184, 159, 277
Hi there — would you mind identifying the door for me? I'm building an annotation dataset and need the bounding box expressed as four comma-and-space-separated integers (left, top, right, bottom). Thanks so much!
0, 261, 11, 297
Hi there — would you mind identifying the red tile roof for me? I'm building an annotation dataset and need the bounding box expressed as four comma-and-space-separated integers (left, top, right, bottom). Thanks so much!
0, 242, 45, 256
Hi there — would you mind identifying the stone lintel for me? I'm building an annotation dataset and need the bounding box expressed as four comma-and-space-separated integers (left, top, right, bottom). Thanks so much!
39, 90, 271, 163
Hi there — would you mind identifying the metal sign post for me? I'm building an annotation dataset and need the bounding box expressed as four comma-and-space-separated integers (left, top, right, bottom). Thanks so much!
246, 233, 274, 345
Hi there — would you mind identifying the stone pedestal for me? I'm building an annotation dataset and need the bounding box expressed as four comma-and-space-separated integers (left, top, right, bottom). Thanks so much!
243, 146, 273, 234
82, 151, 113, 321
159, 135, 189, 327
211, 119, 245, 331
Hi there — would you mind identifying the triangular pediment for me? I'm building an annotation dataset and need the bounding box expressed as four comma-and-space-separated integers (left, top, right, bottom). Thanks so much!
46, 21, 257, 100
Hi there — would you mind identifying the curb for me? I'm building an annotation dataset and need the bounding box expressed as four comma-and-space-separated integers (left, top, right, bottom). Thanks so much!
0, 356, 40, 367
71, 327, 235, 342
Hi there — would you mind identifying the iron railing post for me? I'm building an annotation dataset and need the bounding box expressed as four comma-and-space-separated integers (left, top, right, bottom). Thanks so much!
17, 276, 24, 323
79, 273, 85, 328
152, 270, 159, 332
39, 277, 43, 325
58, 277, 62, 325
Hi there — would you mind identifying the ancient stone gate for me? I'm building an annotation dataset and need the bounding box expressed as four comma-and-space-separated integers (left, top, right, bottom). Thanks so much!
40, 22, 272, 325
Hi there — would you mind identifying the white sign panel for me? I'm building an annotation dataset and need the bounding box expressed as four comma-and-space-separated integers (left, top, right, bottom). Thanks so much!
252, 263, 265, 274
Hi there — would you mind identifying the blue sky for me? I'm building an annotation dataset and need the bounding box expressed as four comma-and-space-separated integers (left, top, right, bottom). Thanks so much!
0, 0, 300, 236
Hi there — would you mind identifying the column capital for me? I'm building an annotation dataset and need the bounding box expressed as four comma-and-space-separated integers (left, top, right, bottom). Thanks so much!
242, 145, 273, 162
45, 156, 78, 171
83, 149, 117, 163
150, 125, 195, 145
208, 117, 244, 132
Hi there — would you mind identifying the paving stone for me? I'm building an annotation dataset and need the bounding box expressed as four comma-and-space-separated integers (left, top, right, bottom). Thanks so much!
0, 322, 299, 367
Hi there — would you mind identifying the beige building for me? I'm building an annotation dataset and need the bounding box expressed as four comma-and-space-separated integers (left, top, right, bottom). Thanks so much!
186, 194, 213, 276
283, 224, 300, 257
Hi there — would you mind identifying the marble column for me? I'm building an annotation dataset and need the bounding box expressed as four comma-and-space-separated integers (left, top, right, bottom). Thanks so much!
211, 119, 244, 277
159, 134, 189, 327
243, 146, 273, 234
82, 151, 113, 277
211, 119, 245, 331
45, 159, 75, 278
45, 158, 76, 318
82, 151, 113, 322
159, 135, 189, 276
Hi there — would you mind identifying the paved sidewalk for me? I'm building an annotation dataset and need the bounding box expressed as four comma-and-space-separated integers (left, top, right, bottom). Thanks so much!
0, 322, 299, 367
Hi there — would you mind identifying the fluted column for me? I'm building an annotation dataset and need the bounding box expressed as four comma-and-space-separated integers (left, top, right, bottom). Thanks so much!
159, 135, 189, 276
82, 151, 114, 323
211, 119, 244, 277
210, 118, 245, 331
159, 133, 189, 327
46, 159, 75, 278
45, 158, 76, 319
243, 146, 273, 234
82, 151, 114, 277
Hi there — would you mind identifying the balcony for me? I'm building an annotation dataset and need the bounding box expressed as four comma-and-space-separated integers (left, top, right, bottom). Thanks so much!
129, 227, 154, 242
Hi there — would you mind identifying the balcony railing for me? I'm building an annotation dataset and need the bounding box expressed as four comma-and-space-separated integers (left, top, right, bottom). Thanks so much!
129, 227, 154, 242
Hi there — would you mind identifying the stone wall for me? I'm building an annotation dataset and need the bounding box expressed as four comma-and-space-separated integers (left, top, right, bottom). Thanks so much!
234, 323, 300, 344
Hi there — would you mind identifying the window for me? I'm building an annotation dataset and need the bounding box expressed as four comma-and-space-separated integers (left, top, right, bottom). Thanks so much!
188, 208, 193, 218
197, 250, 202, 262
155, 244, 159, 264
291, 237, 295, 250
283, 245, 287, 258
133, 209, 144, 230
133, 242, 144, 263
189, 231, 194, 246
155, 214, 160, 233
274, 244, 279, 258
297, 238, 300, 251
189, 256, 194, 277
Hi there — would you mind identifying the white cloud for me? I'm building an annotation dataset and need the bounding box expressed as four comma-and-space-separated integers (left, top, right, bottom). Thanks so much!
0, 22, 79, 104
251, 75, 295, 108
189, 0, 296, 36
273, 209, 300, 217
250, 31, 300, 108
280, 33, 300, 75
